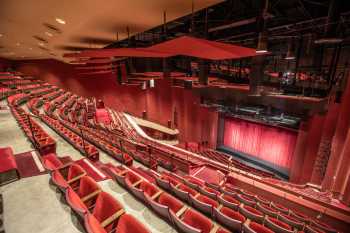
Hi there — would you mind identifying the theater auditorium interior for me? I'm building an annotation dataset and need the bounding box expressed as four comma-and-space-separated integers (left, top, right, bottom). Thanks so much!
1, 0, 350, 233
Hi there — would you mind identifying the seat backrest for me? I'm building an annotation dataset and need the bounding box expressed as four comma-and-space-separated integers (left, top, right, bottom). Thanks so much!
78, 176, 100, 197
249, 222, 274, 233
116, 214, 149, 233
222, 194, 240, 205
93, 192, 123, 224
182, 209, 213, 233
158, 193, 183, 213
140, 181, 159, 197
84, 213, 108, 233
267, 217, 292, 231
221, 207, 245, 222
126, 171, 140, 184
197, 195, 218, 208
179, 184, 197, 196
68, 164, 85, 180
244, 206, 263, 216
43, 153, 63, 170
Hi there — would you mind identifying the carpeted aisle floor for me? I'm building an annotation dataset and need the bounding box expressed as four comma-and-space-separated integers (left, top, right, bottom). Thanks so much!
14, 151, 47, 178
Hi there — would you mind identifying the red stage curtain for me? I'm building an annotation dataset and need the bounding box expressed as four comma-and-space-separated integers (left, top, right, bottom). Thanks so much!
223, 117, 297, 169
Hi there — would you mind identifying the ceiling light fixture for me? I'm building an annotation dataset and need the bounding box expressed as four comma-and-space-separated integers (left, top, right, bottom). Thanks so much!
45, 32, 53, 37
55, 18, 66, 25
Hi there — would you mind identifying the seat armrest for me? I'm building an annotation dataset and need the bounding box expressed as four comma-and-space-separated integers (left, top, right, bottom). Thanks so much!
81, 189, 101, 202
151, 191, 163, 200
101, 208, 125, 228
67, 172, 86, 184
176, 206, 188, 217
209, 224, 220, 233
132, 179, 142, 187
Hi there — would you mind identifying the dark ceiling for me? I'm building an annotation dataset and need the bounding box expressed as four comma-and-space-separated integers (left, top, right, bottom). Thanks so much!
109, 0, 350, 49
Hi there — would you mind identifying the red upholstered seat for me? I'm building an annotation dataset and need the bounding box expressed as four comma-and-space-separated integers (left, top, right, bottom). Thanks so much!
42, 153, 63, 171
311, 220, 337, 233
92, 192, 124, 233
223, 194, 239, 203
216, 229, 230, 233
249, 222, 274, 233
161, 174, 180, 186
158, 193, 183, 213
197, 194, 219, 208
51, 163, 85, 190
218, 194, 240, 210
115, 214, 150, 233
139, 181, 159, 198
265, 217, 293, 233
244, 206, 263, 216
240, 205, 264, 223
178, 184, 198, 196
66, 187, 89, 216
215, 206, 245, 232
220, 207, 246, 222
185, 176, 204, 186
182, 209, 213, 233
304, 225, 327, 233
204, 186, 220, 196
0, 147, 17, 173
84, 213, 107, 233
125, 171, 141, 184
272, 202, 289, 214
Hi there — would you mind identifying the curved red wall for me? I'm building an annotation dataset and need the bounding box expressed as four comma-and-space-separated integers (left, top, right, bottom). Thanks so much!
15, 59, 218, 148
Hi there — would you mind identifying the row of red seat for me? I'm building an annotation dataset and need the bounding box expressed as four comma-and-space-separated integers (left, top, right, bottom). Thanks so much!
0, 79, 43, 86
262, 179, 334, 205
10, 106, 56, 155
7, 93, 29, 106
43, 157, 150, 233
200, 150, 275, 178
27, 90, 64, 115
60, 120, 133, 166
44, 93, 72, 116
40, 115, 99, 161
107, 165, 230, 233
157, 171, 336, 233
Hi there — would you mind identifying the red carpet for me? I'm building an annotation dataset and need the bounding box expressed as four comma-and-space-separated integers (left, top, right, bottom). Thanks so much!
14, 151, 47, 178
75, 159, 110, 182
191, 165, 225, 185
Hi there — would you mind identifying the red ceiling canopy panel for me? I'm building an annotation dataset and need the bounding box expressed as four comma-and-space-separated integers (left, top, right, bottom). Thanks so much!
64, 48, 172, 59
64, 36, 257, 61
148, 36, 257, 60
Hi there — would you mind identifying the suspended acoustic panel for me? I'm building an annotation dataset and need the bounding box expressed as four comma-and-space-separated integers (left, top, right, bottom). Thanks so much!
148, 36, 257, 60
64, 36, 257, 60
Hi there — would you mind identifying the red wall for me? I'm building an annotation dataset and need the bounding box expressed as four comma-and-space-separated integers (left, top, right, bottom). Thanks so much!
14, 59, 218, 148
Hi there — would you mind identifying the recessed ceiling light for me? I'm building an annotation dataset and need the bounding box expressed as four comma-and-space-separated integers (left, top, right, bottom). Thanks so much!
55, 18, 66, 25
45, 32, 53, 37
